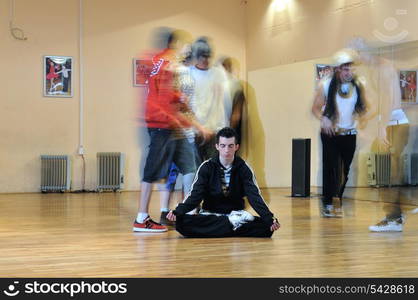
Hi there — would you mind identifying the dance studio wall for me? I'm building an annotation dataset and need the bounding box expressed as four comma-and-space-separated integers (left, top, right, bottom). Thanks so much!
244, 0, 418, 188
246, 0, 418, 71
246, 48, 418, 188
3, 0, 418, 193
0, 0, 246, 193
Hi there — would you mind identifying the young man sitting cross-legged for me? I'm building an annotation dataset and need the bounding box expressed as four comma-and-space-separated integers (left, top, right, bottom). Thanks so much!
166, 127, 280, 238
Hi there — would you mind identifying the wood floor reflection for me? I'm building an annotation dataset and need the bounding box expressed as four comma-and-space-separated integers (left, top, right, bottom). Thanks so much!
1, 187, 417, 277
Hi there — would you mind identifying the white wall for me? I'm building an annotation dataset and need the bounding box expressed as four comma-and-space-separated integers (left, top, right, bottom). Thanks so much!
0, 0, 247, 192
244, 0, 418, 188
2, 0, 418, 193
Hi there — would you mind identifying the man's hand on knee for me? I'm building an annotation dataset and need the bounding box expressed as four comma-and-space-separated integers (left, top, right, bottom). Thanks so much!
270, 218, 280, 232
167, 210, 176, 222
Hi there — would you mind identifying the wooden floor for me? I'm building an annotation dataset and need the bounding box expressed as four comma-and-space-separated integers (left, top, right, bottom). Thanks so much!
1, 187, 418, 278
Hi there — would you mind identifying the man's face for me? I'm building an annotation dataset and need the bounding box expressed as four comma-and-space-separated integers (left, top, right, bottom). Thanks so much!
324, 67, 331, 76
338, 64, 354, 82
216, 137, 239, 161
196, 55, 210, 70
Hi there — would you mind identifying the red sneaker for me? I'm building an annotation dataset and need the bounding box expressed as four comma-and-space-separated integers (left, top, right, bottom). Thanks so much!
133, 217, 167, 232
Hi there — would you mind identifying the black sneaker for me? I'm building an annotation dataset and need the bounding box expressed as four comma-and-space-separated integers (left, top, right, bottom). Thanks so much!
160, 211, 175, 226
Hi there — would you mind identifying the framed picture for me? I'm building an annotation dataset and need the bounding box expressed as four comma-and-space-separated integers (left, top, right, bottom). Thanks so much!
133, 59, 153, 86
315, 64, 336, 82
43, 56, 73, 97
399, 70, 417, 103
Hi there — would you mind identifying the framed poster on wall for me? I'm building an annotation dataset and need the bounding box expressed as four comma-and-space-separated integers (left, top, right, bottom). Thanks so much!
315, 64, 336, 82
400, 70, 417, 103
133, 59, 153, 86
43, 55, 73, 97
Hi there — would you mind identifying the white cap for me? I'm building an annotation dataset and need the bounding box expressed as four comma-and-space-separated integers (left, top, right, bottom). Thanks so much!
333, 48, 360, 66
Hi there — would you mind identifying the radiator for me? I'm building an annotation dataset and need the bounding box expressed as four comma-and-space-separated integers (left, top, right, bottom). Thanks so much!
97, 152, 125, 191
40, 155, 71, 192
367, 153, 391, 187
403, 153, 418, 185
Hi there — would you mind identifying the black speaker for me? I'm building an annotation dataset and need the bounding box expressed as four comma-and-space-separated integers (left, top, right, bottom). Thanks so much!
291, 138, 311, 197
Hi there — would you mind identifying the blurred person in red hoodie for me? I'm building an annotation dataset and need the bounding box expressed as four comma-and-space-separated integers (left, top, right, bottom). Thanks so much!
133, 29, 210, 232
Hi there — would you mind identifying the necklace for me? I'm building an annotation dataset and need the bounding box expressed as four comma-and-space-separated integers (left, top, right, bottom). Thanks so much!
338, 82, 354, 99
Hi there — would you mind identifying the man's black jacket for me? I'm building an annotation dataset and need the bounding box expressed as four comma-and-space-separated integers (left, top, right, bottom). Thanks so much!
173, 155, 276, 225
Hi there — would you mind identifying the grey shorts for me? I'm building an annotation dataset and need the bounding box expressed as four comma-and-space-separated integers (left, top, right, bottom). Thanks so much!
142, 128, 198, 183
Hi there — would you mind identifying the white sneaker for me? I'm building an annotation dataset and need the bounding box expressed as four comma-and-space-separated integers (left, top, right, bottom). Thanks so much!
321, 205, 336, 218
369, 217, 404, 232
228, 210, 255, 230
333, 207, 343, 218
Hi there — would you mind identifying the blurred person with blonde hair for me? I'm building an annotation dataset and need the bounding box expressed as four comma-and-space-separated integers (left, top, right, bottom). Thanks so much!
347, 37, 411, 231
219, 56, 246, 145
